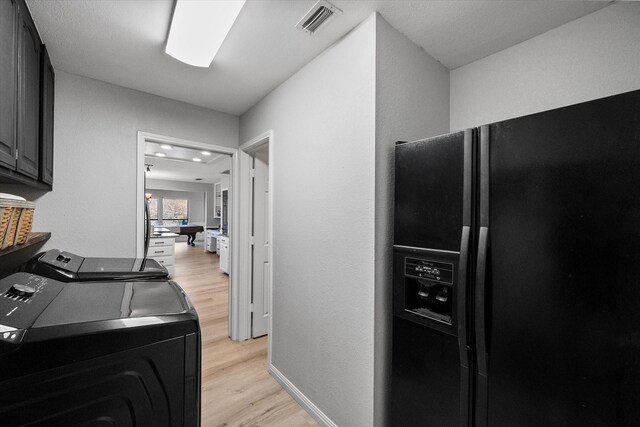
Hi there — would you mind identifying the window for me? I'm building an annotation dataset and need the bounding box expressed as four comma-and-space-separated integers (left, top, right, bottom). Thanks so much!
162, 198, 188, 226
147, 198, 158, 221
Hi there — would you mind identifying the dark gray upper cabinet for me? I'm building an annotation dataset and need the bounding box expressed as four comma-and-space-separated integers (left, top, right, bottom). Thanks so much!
0, 0, 53, 190
40, 45, 54, 185
0, 0, 17, 170
16, 0, 41, 180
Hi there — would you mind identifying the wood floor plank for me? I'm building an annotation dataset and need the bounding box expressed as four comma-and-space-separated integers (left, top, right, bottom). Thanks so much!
171, 242, 318, 427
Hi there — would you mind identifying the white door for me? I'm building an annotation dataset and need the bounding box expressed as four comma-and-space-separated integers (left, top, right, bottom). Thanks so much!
251, 145, 269, 337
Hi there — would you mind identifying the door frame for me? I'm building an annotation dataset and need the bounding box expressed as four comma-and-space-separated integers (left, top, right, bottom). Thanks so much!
136, 131, 243, 340
239, 130, 273, 346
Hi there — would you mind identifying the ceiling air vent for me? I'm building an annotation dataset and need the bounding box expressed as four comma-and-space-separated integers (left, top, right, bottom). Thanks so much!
296, 0, 342, 35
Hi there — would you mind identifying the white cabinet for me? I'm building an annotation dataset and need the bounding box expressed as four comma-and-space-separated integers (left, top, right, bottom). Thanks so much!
213, 183, 222, 218
206, 229, 219, 253
148, 236, 176, 276
221, 188, 228, 233
218, 235, 229, 274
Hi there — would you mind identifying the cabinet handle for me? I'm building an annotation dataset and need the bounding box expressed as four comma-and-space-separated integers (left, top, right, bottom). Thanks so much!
154, 250, 164, 254
155, 241, 165, 245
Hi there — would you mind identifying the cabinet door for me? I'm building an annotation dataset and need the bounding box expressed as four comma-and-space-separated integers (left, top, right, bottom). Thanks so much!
213, 183, 221, 218
0, 0, 17, 169
16, 0, 41, 179
220, 243, 229, 273
40, 45, 54, 184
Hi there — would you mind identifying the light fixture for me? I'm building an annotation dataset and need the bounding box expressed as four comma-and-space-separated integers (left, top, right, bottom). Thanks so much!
155, 152, 166, 157
193, 158, 202, 162
165, 0, 247, 67
201, 151, 211, 156
161, 144, 172, 150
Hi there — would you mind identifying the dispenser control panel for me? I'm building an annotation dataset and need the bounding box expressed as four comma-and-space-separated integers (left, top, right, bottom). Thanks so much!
39, 249, 84, 272
405, 258, 453, 284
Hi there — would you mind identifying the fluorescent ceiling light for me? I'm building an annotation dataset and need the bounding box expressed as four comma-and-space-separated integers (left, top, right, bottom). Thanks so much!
166, 0, 247, 67
161, 144, 172, 150
201, 151, 211, 156
193, 158, 202, 162
155, 152, 166, 157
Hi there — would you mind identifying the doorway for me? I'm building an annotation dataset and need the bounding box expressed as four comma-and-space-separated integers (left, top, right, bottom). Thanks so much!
238, 130, 273, 343
250, 143, 269, 337
136, 131, 244, 340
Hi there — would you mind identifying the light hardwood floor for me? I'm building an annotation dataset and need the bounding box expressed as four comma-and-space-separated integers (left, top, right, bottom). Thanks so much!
171, 242, 319, 427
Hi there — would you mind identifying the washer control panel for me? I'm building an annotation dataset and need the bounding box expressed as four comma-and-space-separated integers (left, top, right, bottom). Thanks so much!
0, 273, 65, 344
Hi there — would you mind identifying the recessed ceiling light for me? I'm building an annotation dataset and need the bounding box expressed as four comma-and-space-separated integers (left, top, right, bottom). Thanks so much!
201, 151, 211, 156
193, 158, 202, 162
165, 0, 247, 67
155, 152, 166, 157
161, 144, 172, 150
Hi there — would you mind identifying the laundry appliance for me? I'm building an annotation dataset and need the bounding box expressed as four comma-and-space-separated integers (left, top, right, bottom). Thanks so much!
21, 248, 168, 282
0, 272, 200, 426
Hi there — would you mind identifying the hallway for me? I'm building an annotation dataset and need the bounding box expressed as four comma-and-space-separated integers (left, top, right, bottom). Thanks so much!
171, 243, 318, 426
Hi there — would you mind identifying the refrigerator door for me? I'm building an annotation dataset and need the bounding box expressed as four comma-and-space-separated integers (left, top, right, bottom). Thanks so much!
476, 90, 640, 426
394, 132, 468, 252
392, 130, 474, 426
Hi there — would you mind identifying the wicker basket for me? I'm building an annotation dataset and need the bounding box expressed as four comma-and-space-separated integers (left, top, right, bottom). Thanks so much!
0, 199, 36, 250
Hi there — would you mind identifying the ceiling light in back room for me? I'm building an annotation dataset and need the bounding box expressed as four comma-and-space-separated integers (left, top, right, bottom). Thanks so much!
165, 0, 247, 67
155, 152, 166, 157
201, 151, 211, 156
161, 144, 172, 150
193, 158, 202, 162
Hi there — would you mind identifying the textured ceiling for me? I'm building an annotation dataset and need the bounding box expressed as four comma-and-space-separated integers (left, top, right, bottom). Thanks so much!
26, 0, 611, 116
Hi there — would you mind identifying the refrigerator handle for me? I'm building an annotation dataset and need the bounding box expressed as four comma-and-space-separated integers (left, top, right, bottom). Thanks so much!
475, 227, 489, 427
457, 225, 471, 426
475, 227, 489, 374
458, 129, 473, 368
141, 198, 151, 271
456, 128, 475, 426
476, 125, 490, 373
475, 125, 490, 427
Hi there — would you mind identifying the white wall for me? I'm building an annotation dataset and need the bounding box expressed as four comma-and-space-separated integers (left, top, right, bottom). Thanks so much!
148, 189, 205, 225
239, 12, 450, 427
374, 14, 450, 426
240, 14, 377, 427
146, 178, 215, 194
145, 186, 206, 243
451, 2, 640, 130
146, 178, 218, 228
20, 71, 238, 257
145, 176, 230, 230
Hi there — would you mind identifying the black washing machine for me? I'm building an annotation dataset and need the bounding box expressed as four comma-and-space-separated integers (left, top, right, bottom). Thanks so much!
21, 249, 169, 282
0, 272, 200, 426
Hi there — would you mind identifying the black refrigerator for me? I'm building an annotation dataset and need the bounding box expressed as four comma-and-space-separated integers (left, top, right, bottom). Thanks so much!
391, 89, 640, 426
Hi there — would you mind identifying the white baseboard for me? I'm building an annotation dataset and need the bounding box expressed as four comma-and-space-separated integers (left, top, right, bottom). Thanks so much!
269, 363, 338, 427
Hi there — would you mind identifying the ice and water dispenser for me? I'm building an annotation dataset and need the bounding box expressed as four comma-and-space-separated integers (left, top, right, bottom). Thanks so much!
393, 249, 458, 331
403, 257, 454, 324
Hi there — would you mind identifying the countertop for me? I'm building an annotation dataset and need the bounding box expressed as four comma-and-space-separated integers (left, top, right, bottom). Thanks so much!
151, 232, 179, 238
